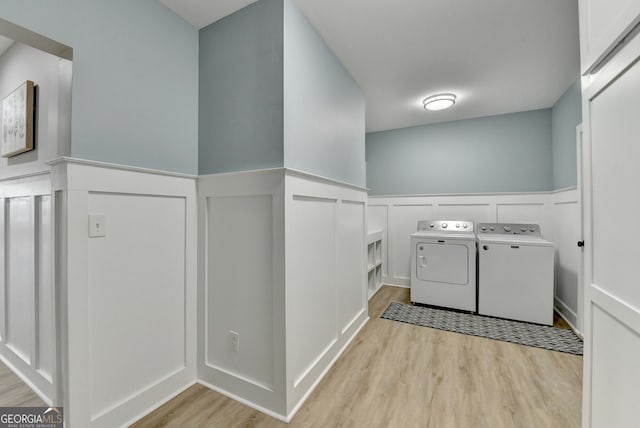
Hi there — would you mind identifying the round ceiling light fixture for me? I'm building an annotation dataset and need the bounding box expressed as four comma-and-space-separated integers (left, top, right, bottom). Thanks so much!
423, 93, 456, 111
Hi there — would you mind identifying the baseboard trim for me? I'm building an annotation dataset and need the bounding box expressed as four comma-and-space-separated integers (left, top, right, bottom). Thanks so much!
286, 314, 369, 423
554, 300, 582, 339
382, 281, 410, 289
196, 379, 288, 423
368, 284, 385, 301
0, 351, 52, 405
341, 307, 367, 336
123, 380, 197, 427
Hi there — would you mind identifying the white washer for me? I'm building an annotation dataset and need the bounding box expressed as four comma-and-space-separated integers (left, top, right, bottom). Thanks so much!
410, 220, 477, 312
477, 223, 554, 325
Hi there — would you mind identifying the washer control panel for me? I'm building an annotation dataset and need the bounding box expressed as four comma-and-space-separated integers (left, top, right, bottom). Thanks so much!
417, 220, 475, 233
477, 223, 541, 236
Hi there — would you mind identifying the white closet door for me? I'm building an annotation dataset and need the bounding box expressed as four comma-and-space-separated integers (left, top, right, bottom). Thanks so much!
581, 28, 640, 427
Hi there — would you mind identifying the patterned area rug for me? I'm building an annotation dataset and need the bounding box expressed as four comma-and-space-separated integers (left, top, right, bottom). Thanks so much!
381, 302, 583, 355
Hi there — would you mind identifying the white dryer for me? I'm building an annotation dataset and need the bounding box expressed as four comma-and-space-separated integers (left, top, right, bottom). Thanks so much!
477, 223, 554, 325
410, 220, 477, 312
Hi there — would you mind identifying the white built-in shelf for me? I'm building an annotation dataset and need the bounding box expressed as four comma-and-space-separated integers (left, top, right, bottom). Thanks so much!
367, 230, 383, 300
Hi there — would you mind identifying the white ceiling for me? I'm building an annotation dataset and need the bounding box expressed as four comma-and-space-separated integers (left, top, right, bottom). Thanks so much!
0, 34, 14, 57
160, 0, 580, 133
159, 0, 259, 30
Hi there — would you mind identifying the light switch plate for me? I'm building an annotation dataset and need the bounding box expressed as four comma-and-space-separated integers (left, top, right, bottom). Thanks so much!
89, 214, 106, 238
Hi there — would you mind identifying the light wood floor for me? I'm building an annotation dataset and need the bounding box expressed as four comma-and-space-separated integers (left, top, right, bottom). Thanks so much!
0, 360, 45, 407
133, 286, 582, 427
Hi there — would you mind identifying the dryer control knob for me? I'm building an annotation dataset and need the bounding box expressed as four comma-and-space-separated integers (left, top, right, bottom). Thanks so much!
529, 227, 536, 232
481, 226, 487, 231
456, 223, 460, 228
463, 224, 468, 228
442, 223, 448, 228
521, 227, 527, 232
489, 226, 495, 231
504, 226, 512, 232
430, 224, 434, 228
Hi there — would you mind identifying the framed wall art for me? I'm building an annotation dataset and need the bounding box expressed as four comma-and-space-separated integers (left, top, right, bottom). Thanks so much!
1, 80, 35, 158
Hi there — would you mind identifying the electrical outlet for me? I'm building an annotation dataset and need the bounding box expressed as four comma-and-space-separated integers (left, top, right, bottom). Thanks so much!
229, 331, 239, 352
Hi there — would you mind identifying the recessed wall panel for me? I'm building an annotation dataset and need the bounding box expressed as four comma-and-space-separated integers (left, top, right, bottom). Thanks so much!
36, 196, 53, 379
436, 204, 491, 223
337, 201, 366, 331
5, 197, 34, 364
496, 203, 545, 230
88, 193, 186, 418
206, 195, 274, 390
591, 304, 640, 427
288, 196, 337, 384
553, 201, 579, 313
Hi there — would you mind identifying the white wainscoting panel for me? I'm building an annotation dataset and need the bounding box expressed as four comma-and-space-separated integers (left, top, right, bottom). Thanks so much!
36, 196, 54, 381
49, 159, 197, 428
206, 195, 275, 390
5, 196, 35, 365
87, 193, 187, 420
285, 170, 368, 419
198, 169, 286, 417
0, 172, 56, 404
336, 200, 366, 334
369, 193, 554, 287
551, 189, 580, 330
199, 169, 368, 421
437, 203, 491, 223
367, 190, 581, 331
496, 203, 546, 226
589, 296, 640, 426
288, 195, 337, 387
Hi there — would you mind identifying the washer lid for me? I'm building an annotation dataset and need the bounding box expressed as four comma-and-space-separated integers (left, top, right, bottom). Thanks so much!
477, 234, 553, 246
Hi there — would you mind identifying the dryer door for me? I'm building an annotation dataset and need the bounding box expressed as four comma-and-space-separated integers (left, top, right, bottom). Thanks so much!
415, 242, 469, 285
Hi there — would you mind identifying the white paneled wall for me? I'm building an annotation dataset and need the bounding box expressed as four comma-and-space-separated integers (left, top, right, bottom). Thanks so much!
50, 159, 197, 428
369, 192, 554, 287
288, 195, 338, 389
0, 172, 56, 404
337, 201, 368, 333
198, 169, 286, 417
1, 160, 580, 426
284, 171, 368, 417
551, 190, 581, 330
198, 169, 367, 421
206, 195, 275, 390
368, 188, 581, 330
87, 193, 188, 421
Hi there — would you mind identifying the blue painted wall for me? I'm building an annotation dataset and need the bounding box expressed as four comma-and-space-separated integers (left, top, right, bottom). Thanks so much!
0, 0, 199, 174
551, 79, 582, 189
283, 0, 366, 187
198, 0, 365, 186
366, 109, 553, 195
199, 0, 284, 175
